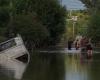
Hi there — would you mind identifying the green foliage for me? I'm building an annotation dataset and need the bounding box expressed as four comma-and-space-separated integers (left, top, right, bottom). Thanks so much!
87, 11, 100, 43
12, 13, 49, 47
80, 0, 95, 8
80, 0, 100, 44
0, 0, 67, 49
0, 0, 9, 6
0, 7, 9, 27
67, 10, 89, 40
0, 0, 10, 27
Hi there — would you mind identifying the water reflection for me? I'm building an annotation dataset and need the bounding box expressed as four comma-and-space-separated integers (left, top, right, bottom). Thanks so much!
65, 54, 92, 80
22, 52, 100, 80
22, 52, 65, 80
0, 48, 100, 80
0, 53, 29, 80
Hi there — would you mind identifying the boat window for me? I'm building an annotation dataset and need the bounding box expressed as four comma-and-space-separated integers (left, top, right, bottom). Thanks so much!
0, 39, 16, 52
16, 53, 29, 63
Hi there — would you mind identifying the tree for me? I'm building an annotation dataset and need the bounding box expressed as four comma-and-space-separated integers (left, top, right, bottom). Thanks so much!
0, 0, 10, 42
0, 0, 67, 49
13, 0, 67, 45
87, 11, 100, 43
12, 13, 49, 49
80, 0, 100, 44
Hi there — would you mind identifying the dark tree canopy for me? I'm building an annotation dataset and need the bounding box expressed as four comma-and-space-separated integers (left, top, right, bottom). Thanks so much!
0, 0, 67, 50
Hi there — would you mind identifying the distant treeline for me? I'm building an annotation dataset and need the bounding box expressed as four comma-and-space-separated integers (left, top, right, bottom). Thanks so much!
80, 0, 100, 45
0, 0, 67, 50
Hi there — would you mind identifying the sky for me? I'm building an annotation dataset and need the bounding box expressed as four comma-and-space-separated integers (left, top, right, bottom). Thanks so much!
61, 0, 86, 10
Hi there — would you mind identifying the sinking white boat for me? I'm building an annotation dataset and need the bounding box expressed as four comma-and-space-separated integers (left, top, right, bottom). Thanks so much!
0, 35, 30, 79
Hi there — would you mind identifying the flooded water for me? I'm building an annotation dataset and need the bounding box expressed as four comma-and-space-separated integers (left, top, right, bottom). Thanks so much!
0, 48, 100, 80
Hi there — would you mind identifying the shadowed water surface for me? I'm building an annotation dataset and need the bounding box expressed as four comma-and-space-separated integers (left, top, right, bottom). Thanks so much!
0, 48, 100, 80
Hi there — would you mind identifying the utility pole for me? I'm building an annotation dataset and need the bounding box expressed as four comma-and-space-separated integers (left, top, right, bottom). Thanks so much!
67, 15, 78, 39
71, 16, 78, 39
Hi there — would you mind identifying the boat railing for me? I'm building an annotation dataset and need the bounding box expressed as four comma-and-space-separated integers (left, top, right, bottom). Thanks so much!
0, 38, 16, 52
